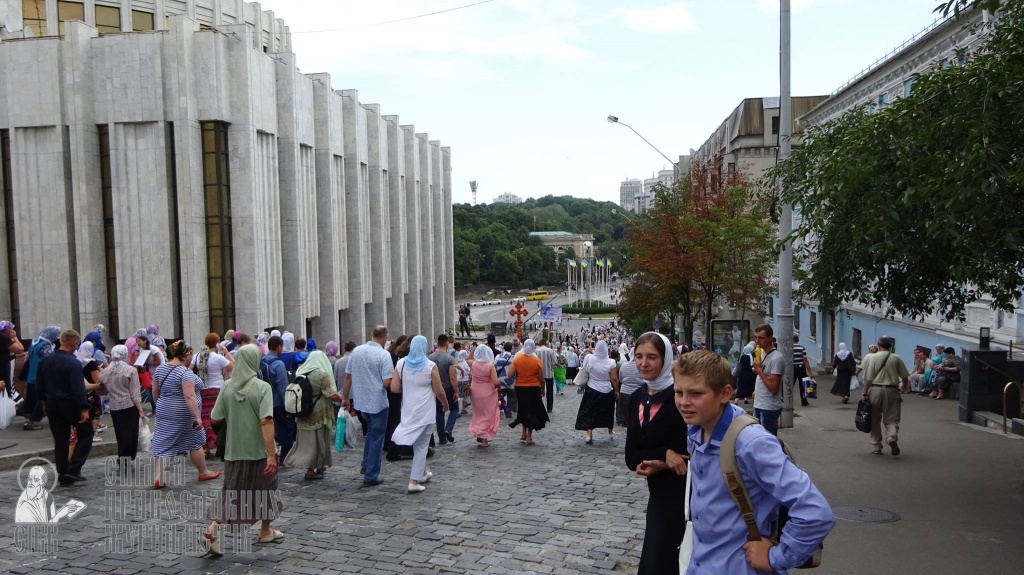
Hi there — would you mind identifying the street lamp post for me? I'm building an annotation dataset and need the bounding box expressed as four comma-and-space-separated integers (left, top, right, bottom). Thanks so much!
607, 115, 680, 180
778, 0, 796, 429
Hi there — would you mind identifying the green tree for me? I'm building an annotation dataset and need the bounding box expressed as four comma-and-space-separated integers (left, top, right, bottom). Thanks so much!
766, 0, 1024, 320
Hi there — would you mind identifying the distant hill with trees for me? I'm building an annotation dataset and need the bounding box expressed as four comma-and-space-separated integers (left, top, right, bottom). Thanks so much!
453, 195, 628, 289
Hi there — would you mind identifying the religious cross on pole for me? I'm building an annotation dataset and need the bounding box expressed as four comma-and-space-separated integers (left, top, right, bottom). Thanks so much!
510, 302, 529, 342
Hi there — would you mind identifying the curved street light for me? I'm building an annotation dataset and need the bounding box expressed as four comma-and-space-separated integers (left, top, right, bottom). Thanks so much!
607, 115, 679, 179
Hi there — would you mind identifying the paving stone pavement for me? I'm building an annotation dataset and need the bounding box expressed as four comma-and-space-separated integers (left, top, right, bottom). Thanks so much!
0, 385, 648, 574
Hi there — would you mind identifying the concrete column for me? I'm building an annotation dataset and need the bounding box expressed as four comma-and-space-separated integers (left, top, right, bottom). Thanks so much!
340, 90, 368, 339
442, 146, 455, 330
417, 133, 434, 338
363, 103, 388, 330
275, 52, 319, 335
401, 124, 421, 336
384, 115, 407, 336
309, 73, 346, 344
430, 140, 445, 336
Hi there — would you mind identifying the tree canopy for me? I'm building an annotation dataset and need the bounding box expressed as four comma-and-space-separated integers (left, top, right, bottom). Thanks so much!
766, 0, 1024, 321
453, 195, 628, 289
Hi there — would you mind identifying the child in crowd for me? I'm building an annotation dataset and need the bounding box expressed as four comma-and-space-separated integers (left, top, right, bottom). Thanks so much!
670, 350, 834, 574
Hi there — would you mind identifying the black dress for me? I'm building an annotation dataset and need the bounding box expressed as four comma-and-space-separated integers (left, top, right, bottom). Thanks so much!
735, 354, 756, 400
625, 387, 689, 575
830, 354, 857, 397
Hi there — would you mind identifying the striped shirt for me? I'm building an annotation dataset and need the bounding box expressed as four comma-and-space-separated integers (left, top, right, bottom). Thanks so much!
793, 344, 807, 367
536, 346, 558, 379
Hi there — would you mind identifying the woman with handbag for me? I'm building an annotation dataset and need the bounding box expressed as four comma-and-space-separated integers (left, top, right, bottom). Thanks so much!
625, 332, 687, 575
284, 350, 343, 480
151, 340, 221, 487
574, 340, 620, 444
829, 343, 858, 403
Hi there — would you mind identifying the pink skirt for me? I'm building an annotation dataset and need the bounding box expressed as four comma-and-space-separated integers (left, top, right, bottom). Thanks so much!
468, 378, 500, 440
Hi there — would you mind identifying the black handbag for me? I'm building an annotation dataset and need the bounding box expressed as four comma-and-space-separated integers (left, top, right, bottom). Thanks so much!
855, 399, 872, 433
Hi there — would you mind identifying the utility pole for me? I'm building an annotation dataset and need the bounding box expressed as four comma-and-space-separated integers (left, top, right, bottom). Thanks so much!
779, 0, 796, 429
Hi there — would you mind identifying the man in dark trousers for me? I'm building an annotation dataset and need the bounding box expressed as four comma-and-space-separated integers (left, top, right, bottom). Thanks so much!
262, 335, 294, 463
37, 329, 93, 485
458, 305, 472, 337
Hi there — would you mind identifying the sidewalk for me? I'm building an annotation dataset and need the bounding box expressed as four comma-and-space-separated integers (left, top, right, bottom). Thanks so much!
0, 416, 120, 471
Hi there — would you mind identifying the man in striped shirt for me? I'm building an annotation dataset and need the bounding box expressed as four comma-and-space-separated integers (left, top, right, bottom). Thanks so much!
793, 335, 814, 407
536, 339, 559, 414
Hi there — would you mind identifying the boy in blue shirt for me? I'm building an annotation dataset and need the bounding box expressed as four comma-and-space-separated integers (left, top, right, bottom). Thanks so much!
671, 350, 834, 574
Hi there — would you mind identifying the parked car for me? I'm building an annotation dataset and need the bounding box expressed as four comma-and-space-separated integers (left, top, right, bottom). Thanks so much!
512, 296, 526, 303
487, 299, 502, 305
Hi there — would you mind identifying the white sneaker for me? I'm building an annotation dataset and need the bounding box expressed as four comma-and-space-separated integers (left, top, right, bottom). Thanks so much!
407, 482, 426, 493
420, 470, 433, 483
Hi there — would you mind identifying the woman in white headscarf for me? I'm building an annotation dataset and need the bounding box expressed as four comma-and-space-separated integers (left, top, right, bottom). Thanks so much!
390, 336, 446, 492
830, 342, 857, 403
283, 350, 343, 480
624, 332, 688, 575
507, 339, 548, 445
573, 340, 620, 444
467, 344, 500, 447
100, 345, 144, 460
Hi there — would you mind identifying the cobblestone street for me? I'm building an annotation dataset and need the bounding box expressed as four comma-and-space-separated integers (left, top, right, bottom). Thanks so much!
1, 386, 648, 575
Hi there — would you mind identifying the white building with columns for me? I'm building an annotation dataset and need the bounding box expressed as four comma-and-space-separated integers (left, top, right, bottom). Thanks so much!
0, 0, 455, 347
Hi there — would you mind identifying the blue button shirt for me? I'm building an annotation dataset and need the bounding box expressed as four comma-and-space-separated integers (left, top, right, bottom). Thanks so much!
262, 352, 289, 408
685, 403, 835, 574
345, 341, 393, 414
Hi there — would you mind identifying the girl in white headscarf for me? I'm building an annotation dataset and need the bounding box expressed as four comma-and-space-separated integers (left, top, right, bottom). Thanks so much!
574, 340, 620, 444
624, 332, 688, 575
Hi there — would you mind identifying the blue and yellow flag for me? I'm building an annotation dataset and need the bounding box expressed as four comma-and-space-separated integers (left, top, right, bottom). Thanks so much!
581, 259, 589, 268
568, 259, 577, 267
596, 259, 605, 267
606, 259, 613, 269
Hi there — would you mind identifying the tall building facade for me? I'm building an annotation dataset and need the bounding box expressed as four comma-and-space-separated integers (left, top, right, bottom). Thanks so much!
618, 178, 642, 211
788, 9, 1001, 365
0, 0, 455, 347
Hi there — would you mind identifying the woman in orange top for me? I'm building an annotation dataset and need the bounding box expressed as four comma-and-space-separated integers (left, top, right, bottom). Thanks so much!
507, 339, 548, 445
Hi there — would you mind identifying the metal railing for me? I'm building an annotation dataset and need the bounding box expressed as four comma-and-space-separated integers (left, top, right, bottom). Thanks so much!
975, 356, 1024, 434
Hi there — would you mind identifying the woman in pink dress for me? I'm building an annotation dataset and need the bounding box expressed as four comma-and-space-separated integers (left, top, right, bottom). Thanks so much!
467, 344, 501, 447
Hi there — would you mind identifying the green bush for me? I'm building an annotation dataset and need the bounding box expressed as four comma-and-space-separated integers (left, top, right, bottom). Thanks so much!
563, 305, 617, 315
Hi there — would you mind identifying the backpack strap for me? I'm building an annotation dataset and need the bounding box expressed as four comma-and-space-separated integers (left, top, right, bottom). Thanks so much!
720, 414, 762, 542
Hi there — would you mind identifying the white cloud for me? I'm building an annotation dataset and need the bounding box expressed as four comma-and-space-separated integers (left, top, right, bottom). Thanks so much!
618, 4, 697, 35
754, 0, 852, 12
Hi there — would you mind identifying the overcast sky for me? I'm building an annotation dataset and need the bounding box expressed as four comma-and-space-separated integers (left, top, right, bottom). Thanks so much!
257, 0, 944, 205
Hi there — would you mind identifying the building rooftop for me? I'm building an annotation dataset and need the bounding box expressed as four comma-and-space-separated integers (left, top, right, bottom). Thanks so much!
529, 231, 576, 238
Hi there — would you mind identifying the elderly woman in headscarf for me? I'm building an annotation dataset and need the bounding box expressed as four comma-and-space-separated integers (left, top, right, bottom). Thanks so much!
283, 350, 343, 480
84, 329, 107, 362
734, 343, 757, 404
21, 325, 62, 430
830, 342, 858, 403
574, 340, 620, 444
100, 344, 144, 461
390, 336, 446, 492
625, 332, 688, 575
147, 324, 166, 350
205, 344, 283, 555
507, 339, 548, 445
467, 343, 501, 447
324, 341, 340, 367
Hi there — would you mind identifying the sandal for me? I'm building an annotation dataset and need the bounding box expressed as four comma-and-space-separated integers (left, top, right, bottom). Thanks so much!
202, 530, 223, 556
198, 471, 222, 482
153, 480, 167, 490
257, 529, 285, 543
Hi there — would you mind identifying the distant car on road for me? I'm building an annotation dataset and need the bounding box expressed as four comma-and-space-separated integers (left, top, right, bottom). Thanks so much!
511, 296, 526, 303
487, 299, 502, 305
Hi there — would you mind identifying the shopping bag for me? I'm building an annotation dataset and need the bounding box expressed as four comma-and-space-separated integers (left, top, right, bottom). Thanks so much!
855, 399, 872, 433
804, 378, 818, 399
334, 413, 347, 452
343, 410, 359, 448
849, 375, 861, 391
138, 419, 153, 452
0, 393, 16, 430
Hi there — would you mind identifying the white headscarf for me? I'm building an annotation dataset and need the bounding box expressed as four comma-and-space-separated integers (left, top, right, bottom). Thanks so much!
640, 332, 675, 392
76, 341, 95, 365
523, 339, 536, 356
282, 331, 295, 352
836, 342, 851, 361
474, 343, 494, 364
110, 345, 129, 363
270, 329, 281, 338
594, 340, 609, 361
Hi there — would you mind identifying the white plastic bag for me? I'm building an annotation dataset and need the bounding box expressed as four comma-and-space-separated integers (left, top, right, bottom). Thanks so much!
850, 375, 861, 391
343, 410, 359, 449
138, 419, 153, 452
0, 393, 16, 430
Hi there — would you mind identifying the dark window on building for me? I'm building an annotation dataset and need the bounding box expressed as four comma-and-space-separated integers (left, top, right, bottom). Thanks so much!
771, 116, 780, 135
95, 5, 120, 35
794, 305, 801, 331
1, 129, 20, 329
852, 328, 862, 359
131, 10, 155, 31
57, 1, 86, 36
201, 122, 235, 336
22, 0, 48, 36
98, 125, 118, 340
768, 298, 774, 319
809, 311, 817, 339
